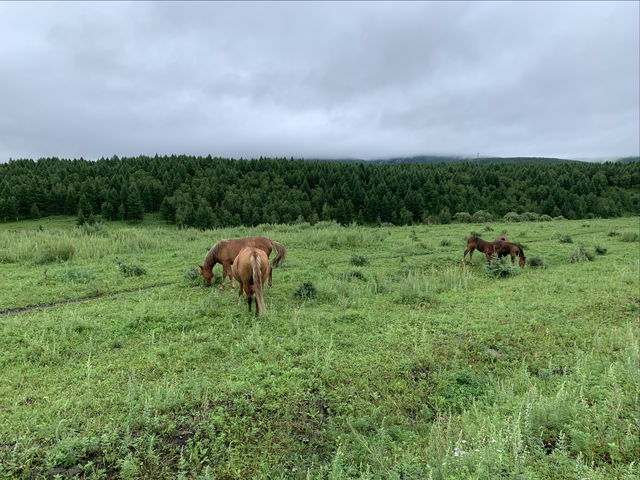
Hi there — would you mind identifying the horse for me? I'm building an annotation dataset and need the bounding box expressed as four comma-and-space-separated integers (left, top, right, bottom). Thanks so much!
233, 247, 270, 316
493, 240, 526, 268
494, 236, 510, 242
199, 236, 286, 289
463, 236, 496, 265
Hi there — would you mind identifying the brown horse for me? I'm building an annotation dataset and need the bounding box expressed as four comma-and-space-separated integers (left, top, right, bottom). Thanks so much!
493, 240, 526, 268
463, 236, 496, 265
494, 236, 510, 243
199, 236, 286, 289
233, 247, 270, 316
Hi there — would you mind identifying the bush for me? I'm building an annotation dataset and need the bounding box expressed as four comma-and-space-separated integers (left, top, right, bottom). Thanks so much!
527, 256, 547, 268
453, 212, 471, 223
571, 246, 594, 263
294, 281, 317, 299
471, 210, 493, 223
440, 239, 451, 247
503, 211, 521, 222
553, 215, 567, 220
519, 211, 541, 222
183, 267, 201, 286
59, 269, 95, 284
34, 241, 76, 264
559, 235, 573, 244
349, 254, 369, 266
540, 214, 552, 222
607, 230, 620, 237
621, 232, 639, 242
484, 225, 494, 232
116, 259, 147, 277
482, 258, 521, 277
594, 245, 607, 255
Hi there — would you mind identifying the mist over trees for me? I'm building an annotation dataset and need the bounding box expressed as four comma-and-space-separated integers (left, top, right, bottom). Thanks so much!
0, 155, 637, 228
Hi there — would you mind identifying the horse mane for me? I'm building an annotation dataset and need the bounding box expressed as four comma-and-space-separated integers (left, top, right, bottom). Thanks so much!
204, 240, 227, 268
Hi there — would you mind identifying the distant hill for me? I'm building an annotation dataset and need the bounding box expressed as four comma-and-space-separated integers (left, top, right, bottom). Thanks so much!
305, 155, 580, 165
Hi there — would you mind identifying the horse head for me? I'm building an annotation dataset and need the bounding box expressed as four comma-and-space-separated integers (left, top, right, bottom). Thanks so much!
199, 264, 214, 286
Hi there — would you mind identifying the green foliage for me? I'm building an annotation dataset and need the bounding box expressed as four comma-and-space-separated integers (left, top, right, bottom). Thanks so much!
571, 245, 594, 263
116, 259, 147, 276
349, 254, 369, 266
482, 258, 521, 277
594, 244, 607, 255
436, 370, 495, 413
183, 267, 201, 286
33, 241, 76, 264
58, 268, 95, 284
621, 231, 639, 242
527, 256, 547, 268
472, 210, 493, 223
559, 235, 573, 243
294, 280, 317, 299
607, 230, 620, 237
440, 238, 451, 246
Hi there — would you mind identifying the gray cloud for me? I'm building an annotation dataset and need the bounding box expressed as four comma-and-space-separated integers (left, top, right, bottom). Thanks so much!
0, 1, 637, 161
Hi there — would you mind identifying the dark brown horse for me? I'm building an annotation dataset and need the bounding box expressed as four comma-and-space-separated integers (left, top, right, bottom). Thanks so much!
199, 236, 286, 289
494, 236, 510, 243
463, 236, 495, 265
493, 240, 526, 268
233, 247, 270, 316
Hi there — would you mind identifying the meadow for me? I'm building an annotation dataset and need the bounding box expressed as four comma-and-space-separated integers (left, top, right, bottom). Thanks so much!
0, 215, 638, 479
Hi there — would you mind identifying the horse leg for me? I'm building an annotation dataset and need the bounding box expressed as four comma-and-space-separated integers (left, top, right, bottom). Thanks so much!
463, 247, 473, 264
247, 291, 253, 313
237, 284, 244, 306
220, 263, 229, 290
510, 253, 515, 264
268, 267, 272, 287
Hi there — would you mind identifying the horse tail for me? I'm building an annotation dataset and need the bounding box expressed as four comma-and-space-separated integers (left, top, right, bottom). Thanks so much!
270, 240, 286, 267
251, 253, 266, 314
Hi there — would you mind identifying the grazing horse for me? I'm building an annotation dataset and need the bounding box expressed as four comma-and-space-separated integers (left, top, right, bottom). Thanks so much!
233, 247, 270, 316
463, 236, 496, 265
199, 236, 286, 289
494, 236, 510, 243
493, 240, 526, 268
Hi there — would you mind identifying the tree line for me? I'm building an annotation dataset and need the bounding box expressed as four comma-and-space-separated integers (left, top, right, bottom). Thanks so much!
0, 155, 637, 228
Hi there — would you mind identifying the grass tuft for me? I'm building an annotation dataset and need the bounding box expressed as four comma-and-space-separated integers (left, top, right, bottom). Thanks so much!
571, 245, 594, 263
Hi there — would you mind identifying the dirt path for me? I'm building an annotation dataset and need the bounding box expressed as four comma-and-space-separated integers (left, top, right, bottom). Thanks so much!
0, 282, 176, 317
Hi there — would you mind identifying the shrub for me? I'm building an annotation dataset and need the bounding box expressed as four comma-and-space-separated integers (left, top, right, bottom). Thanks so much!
59, 269, 95, 283
621, 232, 639, 242
349, 254, 369, 266
482, 258, 521, 277
183, 267, 201, 286
607, 230, 620, 237
519, 211, 540, 222
553, 215, 567, 220
503, 211, 521, 222
343, 270, 367, 282
436, 370, 495, 413
540, 214, 552, 222
559, 235, 573, 244
594, 245, 607, 255
571, 246, 594, 263
294, 281, 317, 299
34, 241, 76, 264
471, 210, 493, 223
453, 212, 471, 223
440, 239, 451, 247
484, 224, 494, 232
116, 259, 147, 276
527, 256, 547, 268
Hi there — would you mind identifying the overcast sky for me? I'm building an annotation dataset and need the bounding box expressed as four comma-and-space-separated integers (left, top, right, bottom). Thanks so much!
0, 1, 638, 162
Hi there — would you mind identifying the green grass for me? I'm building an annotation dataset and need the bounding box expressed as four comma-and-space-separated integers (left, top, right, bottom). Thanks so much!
0, 215, 638, 479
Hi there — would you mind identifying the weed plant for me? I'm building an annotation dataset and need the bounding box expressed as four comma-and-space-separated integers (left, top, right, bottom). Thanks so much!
621, 231, 639, 242
571, 245, 594, 263
559, 235, 573, 243
482, 258, 521, 277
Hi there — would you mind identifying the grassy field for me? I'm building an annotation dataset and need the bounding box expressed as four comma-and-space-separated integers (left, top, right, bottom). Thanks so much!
0, 215, 638, 479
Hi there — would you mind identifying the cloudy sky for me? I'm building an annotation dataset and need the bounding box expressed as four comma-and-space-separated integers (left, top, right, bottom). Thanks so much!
0, 1, 638, 162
